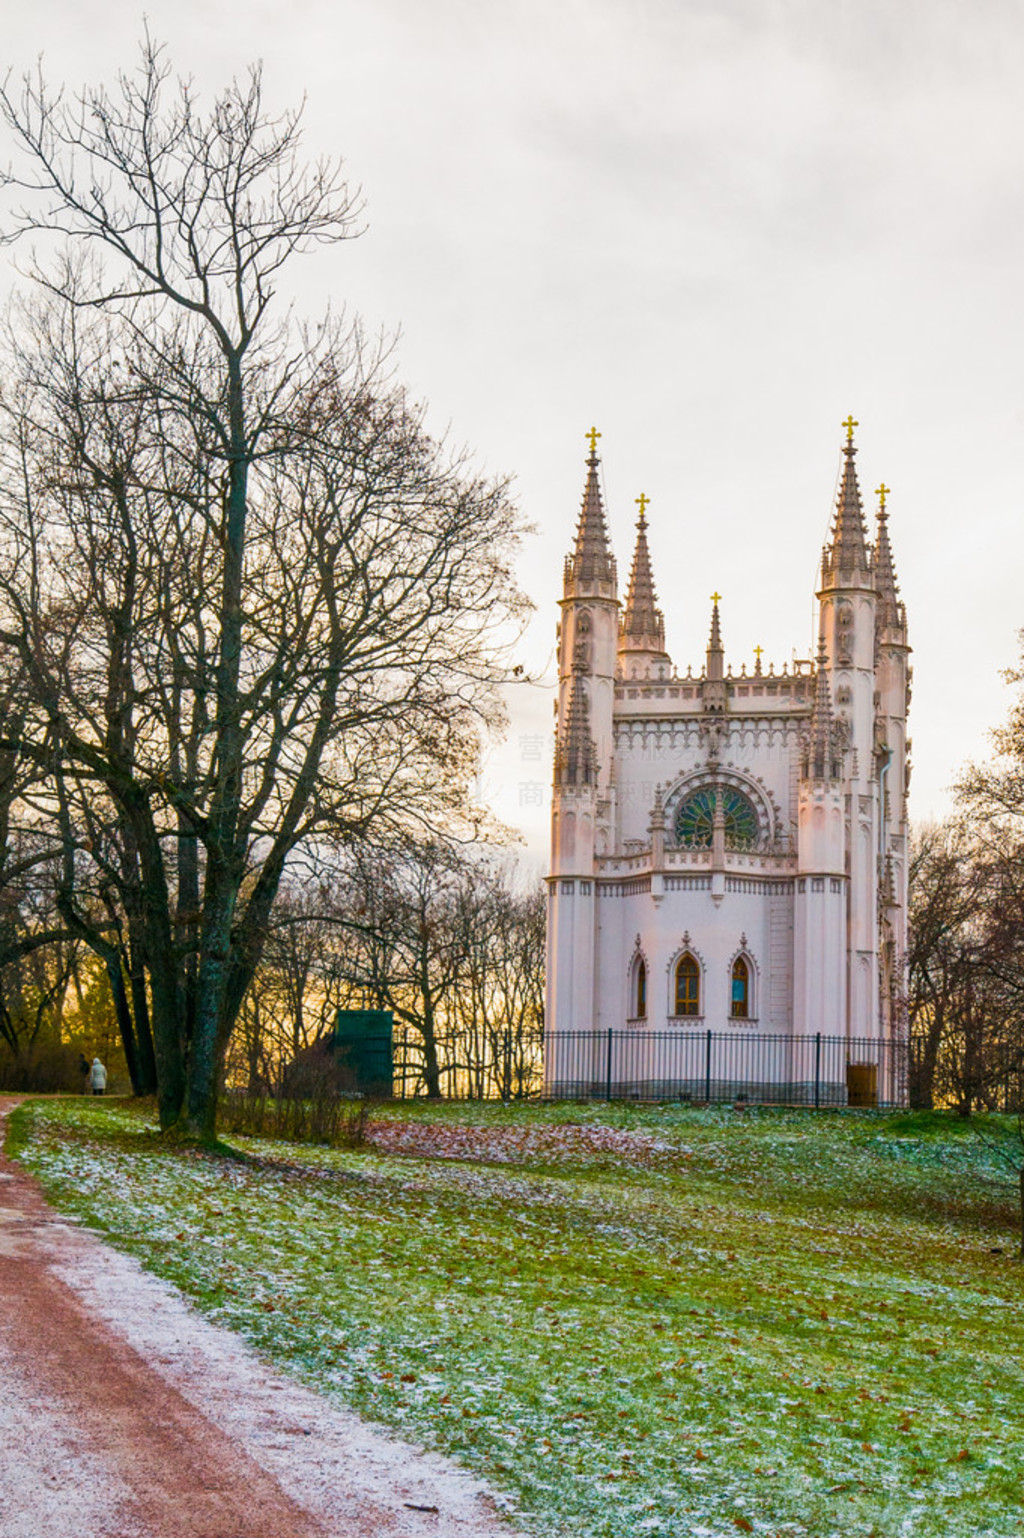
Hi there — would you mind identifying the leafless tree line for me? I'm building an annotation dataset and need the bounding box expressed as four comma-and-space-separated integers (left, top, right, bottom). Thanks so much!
0, 41, 528, 1129
225, 844, 546, 1102
908, 646, 1024, 1114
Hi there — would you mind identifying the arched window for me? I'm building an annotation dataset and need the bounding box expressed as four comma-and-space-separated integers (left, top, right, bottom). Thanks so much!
635, 958, 647, 1019
731, 957, 750, 1019
674, 953, 700, 1017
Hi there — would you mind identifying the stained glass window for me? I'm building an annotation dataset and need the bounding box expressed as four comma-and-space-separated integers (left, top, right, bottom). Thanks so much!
675, 953, 700, 1016
674, 785, 759, 849
731, 957, 750, 1018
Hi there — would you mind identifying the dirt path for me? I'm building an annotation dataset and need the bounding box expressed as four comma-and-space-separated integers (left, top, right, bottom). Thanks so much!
0, 1098, 518, 1538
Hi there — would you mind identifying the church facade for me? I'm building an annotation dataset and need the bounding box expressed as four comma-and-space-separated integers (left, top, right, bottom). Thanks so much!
545, 423, 910, 1103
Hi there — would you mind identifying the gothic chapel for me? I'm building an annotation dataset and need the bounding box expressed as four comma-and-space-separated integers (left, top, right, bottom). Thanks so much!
545, 422, 910, 1101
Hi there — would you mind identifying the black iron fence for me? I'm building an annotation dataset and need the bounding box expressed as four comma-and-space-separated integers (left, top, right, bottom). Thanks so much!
390, 1023, 910, 1106
544, 1029, 907, 1108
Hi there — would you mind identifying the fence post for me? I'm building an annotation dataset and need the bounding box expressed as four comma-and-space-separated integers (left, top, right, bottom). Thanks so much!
606, 1028, 614, 1102
705, 1029, 712, 1104
814, 1032, 821, 1110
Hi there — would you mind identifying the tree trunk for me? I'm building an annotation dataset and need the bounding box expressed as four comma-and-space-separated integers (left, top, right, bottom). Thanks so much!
126, 928, 158, 1096
103, 952, 142, 1095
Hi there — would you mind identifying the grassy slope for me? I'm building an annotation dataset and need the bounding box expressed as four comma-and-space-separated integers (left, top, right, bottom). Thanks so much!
9, 1098, 1024, 1538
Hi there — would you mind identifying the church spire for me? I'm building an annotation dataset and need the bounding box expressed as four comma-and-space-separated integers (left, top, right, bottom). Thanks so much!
619, 493, 667, 655
554, 662, 597, 787
873, 483, 905, 632
823, 416, 871, 583
565, 427, 617, 593
706, 592, 724, 680
701, 592, 727, 714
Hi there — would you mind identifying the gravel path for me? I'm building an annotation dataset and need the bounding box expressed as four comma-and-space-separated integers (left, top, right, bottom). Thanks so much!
0, 1098, 519, 1538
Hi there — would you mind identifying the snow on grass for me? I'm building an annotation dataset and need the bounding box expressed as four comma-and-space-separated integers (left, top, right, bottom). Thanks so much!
10, 1099, 1024, 1538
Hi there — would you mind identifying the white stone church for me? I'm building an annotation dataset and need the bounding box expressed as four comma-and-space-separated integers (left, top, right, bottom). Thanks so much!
544, 422, 910, 1104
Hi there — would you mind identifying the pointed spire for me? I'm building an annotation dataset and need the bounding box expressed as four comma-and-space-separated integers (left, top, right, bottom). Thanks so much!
823, 417, 871, 583
701, 593, 727, 714
873, 484, 905, 632
706, 592, 724, 680
620, 494, 667, 654
554, 663, 597, 787
802, 632, 843, 781
566, 429, 617, 592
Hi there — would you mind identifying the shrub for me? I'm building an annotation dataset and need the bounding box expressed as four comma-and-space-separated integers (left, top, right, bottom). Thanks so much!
0, 1042, 85, 1093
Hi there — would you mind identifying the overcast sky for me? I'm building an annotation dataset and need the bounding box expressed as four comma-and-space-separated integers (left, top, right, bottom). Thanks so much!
5, 0, 1023, 864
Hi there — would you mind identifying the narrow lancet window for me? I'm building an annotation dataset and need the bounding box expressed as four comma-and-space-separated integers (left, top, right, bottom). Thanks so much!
731, 957, 750, 1019
636, 959, 647, 1019
675, 954, 700, 1017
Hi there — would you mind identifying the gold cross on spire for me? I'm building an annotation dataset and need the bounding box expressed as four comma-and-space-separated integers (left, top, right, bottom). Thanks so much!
841, 415, 858, 444
875, 482, 890, 509
585, 426, 601, 456
635, 492, 649, 520
754, 645, 763, 660
711, 591, 722, 606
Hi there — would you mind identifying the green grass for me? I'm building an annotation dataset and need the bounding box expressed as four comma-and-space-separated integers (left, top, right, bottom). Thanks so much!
10, 1097, 1024, 1538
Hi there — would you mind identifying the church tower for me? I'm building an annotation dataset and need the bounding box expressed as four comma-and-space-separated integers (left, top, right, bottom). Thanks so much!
872, 481, 911, 1041
817, 418, 881, 1041
794, 634, 847, 1036
548, 430, 618, 1037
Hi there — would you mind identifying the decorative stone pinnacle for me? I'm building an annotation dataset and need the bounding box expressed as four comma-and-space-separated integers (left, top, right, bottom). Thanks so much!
802, 633, 843, 781
555, 663, 597, 787
704, 596, 725, 693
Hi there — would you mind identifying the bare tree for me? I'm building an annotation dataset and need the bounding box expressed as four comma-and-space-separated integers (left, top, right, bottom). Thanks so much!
330, 843, 544, 1099
449, 865, 545, 1098
0, 41, 526, 1135
908, 821, 1024, 1114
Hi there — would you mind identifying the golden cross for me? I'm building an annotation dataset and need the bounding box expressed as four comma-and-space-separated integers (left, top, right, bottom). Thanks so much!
841, 415, 858, 443
635, 492, 649, 520
711, 591, 722, 605
875, 482, 890, 509
585, 426, 601, 456
754, 645, 763, 660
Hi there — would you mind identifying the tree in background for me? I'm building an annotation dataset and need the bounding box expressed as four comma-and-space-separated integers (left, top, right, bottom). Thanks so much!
0, 41, 526, 1135
222, 846, 546, 1102
907, 640, 1024, 1114
908, 822, 1024, 1114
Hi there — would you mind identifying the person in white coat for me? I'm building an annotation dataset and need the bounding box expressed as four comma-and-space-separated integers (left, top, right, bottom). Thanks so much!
88, 1058, 107, 1096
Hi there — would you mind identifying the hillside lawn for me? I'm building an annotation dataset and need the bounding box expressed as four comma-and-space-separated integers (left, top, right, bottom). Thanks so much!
9, 1098, 1024, 1538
